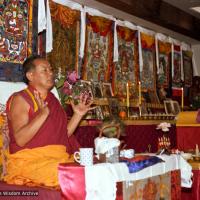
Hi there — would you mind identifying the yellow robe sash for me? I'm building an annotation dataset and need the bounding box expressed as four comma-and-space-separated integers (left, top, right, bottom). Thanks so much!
4, 145, 74, 188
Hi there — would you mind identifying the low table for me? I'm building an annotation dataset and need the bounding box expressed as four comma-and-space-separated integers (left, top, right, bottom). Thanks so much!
58, 154, 191, 200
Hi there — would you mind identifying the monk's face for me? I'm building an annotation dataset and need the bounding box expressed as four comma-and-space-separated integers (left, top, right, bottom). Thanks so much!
28, 59, 55, 90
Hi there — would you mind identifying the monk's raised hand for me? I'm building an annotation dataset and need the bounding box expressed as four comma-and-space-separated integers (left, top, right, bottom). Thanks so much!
34, 90, 49, 115
71, 92, 96, 117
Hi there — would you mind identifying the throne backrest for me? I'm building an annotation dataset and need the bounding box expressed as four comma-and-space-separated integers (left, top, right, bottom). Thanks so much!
0, 81, 60, 105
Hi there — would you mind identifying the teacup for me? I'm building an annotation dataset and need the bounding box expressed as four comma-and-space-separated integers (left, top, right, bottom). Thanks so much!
74, 148, 93, 166
120, 149, 134, 158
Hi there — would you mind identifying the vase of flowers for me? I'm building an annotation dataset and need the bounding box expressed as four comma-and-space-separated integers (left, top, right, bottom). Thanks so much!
55, 71, 92, 108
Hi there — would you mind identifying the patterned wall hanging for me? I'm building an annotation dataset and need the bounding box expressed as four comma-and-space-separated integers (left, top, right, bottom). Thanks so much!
140, 33, 159, 103
140, 33, 156, 91
0, 0, 37, 81
47, 0, 80, 78
113, 25, 139, 99
82, 14, 114, 82
172, 45, 182, 89
182, 50, 193, 87
157, 40, 171, 88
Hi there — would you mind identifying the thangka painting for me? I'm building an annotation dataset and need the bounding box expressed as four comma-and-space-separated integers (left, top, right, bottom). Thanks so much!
140, 33, 156, 91
0, 0, 37, 81
140, 33, 159, 104
82, 14, 114, 82
157, 40, 171, 88
47, 1, 80, 78
183, 50, 193, 87
113, 25, 139, 99
172, 45, 182, 88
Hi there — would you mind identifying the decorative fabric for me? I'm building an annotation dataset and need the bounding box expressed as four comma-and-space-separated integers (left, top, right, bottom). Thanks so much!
172, 45, 182, 88
120, 155, 164, 173
140, 33, 160, 104
171, 170, 181, 200
38, 0, 46, 33
82, 14, 114, 82
47, 0, 80, 77
182, 50, 193, 87
140, 33, 156, 91
85, 163, 118, 200
58, 163, 86, 200
46, 0, 53, 53
123, 171, 181, 200
157, 40, 171, 88
59, 163, 118, 200
0, 0, 37, 81
4, 145, 74, 187
0, 103, 9, 180
7, 86, 80, 154
113, 25, 139, 98
58, 155, 184, 200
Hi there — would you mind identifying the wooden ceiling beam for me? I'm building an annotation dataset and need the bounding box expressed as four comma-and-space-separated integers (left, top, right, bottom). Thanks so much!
94, 0, 200, 41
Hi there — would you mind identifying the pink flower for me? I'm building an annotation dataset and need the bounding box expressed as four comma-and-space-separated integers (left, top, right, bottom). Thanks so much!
67, 71, 79, 84
62, 81, 72, 96
62, 87, 72, 96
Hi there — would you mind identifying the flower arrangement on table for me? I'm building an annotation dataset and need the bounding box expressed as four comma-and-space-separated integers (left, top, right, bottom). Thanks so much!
156, 122, 171, 154
55, 71, 92, 108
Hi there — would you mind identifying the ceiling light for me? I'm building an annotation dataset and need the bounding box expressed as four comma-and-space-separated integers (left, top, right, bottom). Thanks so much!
190, 6, 200, 13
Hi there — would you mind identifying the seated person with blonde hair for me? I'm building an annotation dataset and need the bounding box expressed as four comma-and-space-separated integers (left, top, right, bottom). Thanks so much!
4, 55, 95, 187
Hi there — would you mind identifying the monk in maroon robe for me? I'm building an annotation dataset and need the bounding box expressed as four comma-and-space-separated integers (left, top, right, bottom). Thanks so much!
4, 55, 95, 187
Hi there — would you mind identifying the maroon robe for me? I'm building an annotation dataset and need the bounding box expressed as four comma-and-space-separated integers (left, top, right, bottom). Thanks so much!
7, 86, 80, 154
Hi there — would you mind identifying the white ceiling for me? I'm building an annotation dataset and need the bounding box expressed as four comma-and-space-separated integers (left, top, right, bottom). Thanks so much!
163, 0, 200, 19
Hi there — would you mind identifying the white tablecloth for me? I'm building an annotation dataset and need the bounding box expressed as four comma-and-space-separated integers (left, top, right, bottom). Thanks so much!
85, 154, 192, 200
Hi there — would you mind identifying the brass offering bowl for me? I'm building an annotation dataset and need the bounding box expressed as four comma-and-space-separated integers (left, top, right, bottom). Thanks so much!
192, 155, 200, 162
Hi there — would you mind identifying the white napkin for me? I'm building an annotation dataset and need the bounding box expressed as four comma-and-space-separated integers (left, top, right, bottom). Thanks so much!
94, 137, 120, 154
